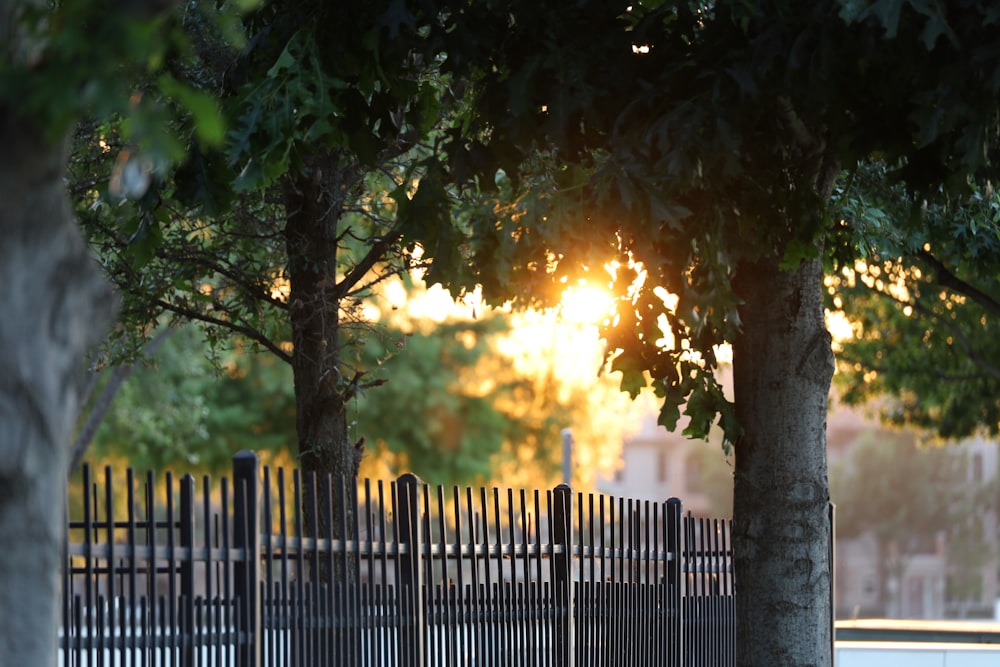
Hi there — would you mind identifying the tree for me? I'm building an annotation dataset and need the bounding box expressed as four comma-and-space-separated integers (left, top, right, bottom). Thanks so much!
77, 325, 292, 473
75, 2, 470, 544
80, 277, 633, 490
831, 431, 978, 616
830, 160, 1000, 440
0, 95, 116, 667
423, 2, 1000, 664
0, 1, 226, 664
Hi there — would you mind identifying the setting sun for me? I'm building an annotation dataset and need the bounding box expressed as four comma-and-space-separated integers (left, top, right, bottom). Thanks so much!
559, 282, 616, 325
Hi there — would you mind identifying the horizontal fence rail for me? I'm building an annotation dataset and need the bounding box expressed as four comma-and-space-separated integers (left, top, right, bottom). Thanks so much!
63, 451, 735, 667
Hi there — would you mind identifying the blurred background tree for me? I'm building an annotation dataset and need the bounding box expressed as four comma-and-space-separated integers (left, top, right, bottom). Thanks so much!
830, 430, 988, 616
79, 276, 635, 490
830, 160, 1000, 440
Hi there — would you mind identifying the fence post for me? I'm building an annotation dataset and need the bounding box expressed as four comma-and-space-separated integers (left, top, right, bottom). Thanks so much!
829, 502, 836, 663
553, 483, 574, 667
180, 474, 196, 667
665, 498, 683, 667
233, 451, 261, 667
397, 473, 425, 667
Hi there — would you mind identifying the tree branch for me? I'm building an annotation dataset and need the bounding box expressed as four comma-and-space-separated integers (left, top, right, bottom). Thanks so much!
163, 247, 289, 310
917, 249, 1000, 320
153, 297, 293, 364
69, 327, 175, 474
336, 228, 405, 298
876, 288, 1000, 382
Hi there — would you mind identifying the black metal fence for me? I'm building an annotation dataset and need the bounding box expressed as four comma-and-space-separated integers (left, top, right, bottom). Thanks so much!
62, 451, 734, 667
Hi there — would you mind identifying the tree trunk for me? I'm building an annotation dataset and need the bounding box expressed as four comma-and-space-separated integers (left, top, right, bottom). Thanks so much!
732, 255, 834, 667
0, 111, 116, 666
283, 154, 361, 566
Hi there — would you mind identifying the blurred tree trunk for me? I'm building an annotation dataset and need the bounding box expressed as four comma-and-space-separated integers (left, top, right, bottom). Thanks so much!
0, 108, 116, 666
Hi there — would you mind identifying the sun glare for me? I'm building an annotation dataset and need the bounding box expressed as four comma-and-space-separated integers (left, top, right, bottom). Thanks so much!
559, 282, 616, 325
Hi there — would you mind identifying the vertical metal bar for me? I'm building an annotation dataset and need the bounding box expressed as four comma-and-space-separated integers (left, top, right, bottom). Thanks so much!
233, 451, 260, 667
651, 501, 661, 667
575, 491, 585, 667
544, 490, 555, 667
201, 475, 213, 667
103, 467, 117, 667
640, 501, 651, 667
532, 490, 543, 667
307, 471, 319, 667
374, 480, 388, 667
452, 487, 465, 667
664, 499, 681, 667
598, 495, 607, 667
523, 490, 532, 667
220, 476, 231, 667
465, 488, 480, 667
397, 474, 424, 667
829, 502, 836, 667
583, 492, 593, 664
82, 465, 95, 665
616, 498, 625, 585
525, 489, 536, 667
165, 471, 177, 667
714, 516, 722, 667
179, 475, 196, 667
506, 488, 518, 665
277, 467, 290, 667
363, 480, 376, 667
391, 481, 402, 667
422, 485, 434, 667
292, 469, 304, 667
480, 488, 494, 667
124, 468, 138, 667
552, 484, 573, 667
349, 476, 362, 667
436, 485, 450, 667
262, 466, 274, 667
491, 488, 505, 666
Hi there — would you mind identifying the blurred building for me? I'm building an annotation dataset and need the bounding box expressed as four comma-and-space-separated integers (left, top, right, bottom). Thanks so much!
601, 400, 1000, 620
595, 412, 722, 516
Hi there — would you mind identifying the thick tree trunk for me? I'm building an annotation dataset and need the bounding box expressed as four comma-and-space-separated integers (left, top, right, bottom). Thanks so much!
283, 155, 361, 562
732, 255, 834, 667
0, 111, 115, 666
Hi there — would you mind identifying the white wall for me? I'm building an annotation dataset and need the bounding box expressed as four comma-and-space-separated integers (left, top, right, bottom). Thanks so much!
836, 642, 1000, 667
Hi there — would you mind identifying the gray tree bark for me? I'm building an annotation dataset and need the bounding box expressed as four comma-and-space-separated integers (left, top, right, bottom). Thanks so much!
0, 108, 116, 666
732, 255, 835, 667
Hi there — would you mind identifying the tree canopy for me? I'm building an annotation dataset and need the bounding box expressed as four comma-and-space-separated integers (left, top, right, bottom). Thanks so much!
831, 161, 1000, 440
415, 2, 1000, 664
426, 1, 1000, 438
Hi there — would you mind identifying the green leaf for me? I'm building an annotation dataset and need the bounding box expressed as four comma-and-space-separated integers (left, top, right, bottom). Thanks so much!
158, 75, 225, 148
125, 214, 162, 267
868, 0, 905, 38
657, 393, 683, 431
610, 351, 647, 398
173, 149, 235, 216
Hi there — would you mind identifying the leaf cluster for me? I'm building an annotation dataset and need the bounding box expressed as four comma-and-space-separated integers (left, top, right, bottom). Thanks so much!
831, 160, 1000, 439
423, 0, 1000, 442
